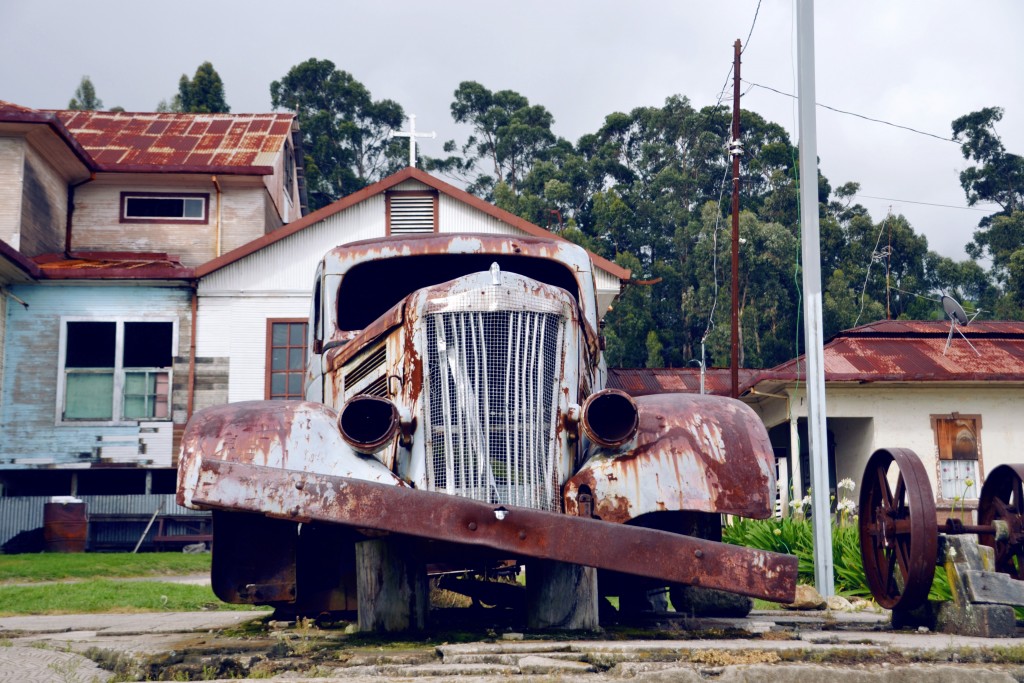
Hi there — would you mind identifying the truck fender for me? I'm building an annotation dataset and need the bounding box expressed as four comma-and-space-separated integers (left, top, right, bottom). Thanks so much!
177, 400, 405, 509
564, 393, 776, 523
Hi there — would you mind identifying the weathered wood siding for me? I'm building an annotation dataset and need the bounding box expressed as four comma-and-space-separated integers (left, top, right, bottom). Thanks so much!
0, 291, 6, 416
71, 179, 270, 265
19, 146, 68, 257
0, 137, 26, 249
0, 283, 191, 468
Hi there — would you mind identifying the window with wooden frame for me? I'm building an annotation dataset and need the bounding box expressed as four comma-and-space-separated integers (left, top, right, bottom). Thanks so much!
120, 192, 209, 224
386, 190, 438, 235
932, 413, 982, 501
59, 319, 175, 423
266, 319, 308, 400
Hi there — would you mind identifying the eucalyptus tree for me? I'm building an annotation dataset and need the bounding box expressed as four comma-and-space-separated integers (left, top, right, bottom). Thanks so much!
271, 58, 405, 209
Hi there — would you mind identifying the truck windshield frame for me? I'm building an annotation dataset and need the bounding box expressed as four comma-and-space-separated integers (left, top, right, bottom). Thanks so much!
336, 253, 582, 331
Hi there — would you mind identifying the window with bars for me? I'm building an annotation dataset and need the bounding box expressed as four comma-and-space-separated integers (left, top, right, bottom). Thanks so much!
932, 413, 982, 501
266, 320, 308, 400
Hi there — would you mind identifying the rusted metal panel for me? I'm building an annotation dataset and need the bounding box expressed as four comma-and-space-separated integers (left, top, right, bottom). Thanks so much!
565, 393, 777, 523
760, 321, 1024, 386
191, 459, 797, 603
54, 111, 294, 174
177, 400, 406, 509
607, 367, 763, 397
319, 233, 602, 334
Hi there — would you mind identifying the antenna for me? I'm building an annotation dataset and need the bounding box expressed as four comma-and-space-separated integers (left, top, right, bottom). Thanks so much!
941, 294, 981, 356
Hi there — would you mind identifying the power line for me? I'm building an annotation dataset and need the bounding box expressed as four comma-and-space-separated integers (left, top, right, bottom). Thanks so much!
715, 2, 765, 104
743, 80, 957, 144
852, 193, 999, 212
741, 0, 762, 54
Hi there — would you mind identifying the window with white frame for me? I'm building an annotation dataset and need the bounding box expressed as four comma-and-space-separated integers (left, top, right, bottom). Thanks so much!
60, 320, 175, 422
120, 192, 208, 223
932, 413, 982, 501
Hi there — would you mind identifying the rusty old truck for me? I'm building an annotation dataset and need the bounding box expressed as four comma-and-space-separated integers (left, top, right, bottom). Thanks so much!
178, 233, 796, 630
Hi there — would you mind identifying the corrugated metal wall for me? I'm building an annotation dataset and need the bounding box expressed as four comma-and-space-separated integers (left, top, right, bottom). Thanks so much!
199, 196, 386, 295
0, 494, 208, 551
438, 194, 515, 235
0, 283, 191, 466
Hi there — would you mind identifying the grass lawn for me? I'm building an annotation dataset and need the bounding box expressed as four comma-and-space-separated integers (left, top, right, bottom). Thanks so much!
0, 552, 211, 583
0, 579, 257, 616
0, 552, 232, 616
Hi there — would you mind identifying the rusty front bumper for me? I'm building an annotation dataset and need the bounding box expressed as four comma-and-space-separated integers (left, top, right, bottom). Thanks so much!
191, 459, 797, 603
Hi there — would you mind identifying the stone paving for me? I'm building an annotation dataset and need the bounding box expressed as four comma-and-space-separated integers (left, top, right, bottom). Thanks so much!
1, 609, 1023, 682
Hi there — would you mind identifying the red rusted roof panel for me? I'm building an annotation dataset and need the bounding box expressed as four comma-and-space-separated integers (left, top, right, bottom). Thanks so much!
50, 110, 294, 174
767, 320, 1024, 382
607, 368, 762, 396
32, 252, 193, 280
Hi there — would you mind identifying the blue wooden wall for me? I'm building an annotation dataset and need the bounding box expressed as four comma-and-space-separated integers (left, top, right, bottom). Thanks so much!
0, 283, 191, 468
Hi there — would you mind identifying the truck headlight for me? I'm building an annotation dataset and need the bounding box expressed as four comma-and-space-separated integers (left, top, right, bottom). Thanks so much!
338, 395, 400, 455
581, 389, 639, 449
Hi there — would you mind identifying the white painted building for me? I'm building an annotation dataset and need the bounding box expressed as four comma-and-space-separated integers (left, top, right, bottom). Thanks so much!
193, 168, 630, 407
742, 319, 1024, 519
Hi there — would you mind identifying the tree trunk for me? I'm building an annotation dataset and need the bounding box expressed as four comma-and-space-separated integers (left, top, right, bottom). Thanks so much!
355, 537, 427, 633
526, 560, 599, 630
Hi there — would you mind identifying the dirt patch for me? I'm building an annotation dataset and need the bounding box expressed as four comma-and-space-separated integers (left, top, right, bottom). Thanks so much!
689, 649, 781, 666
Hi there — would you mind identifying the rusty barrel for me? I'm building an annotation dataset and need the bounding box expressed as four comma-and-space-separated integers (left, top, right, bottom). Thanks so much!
43, 499, 88, 552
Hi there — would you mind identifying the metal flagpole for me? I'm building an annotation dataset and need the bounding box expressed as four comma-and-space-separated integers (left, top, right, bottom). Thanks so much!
796, 0, 835, 597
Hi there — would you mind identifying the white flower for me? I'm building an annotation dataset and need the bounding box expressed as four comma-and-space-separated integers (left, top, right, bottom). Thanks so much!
837, 498, 857, 514
800, 495, 812, 507
838, 478, 856, 492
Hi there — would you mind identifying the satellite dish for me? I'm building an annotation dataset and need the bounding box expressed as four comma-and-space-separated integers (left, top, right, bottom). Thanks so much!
941, 294, 980, 356
941, 295, 970, 326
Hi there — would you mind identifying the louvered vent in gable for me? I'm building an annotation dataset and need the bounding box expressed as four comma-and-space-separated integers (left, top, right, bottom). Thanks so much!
387, 191, 437, 234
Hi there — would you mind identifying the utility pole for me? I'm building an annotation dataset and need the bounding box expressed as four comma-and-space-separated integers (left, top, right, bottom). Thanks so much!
796, 0, 835, 597
730, 39, 742, 399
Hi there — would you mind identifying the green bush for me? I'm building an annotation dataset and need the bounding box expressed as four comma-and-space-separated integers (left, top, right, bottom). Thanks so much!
723, 516, 951, 603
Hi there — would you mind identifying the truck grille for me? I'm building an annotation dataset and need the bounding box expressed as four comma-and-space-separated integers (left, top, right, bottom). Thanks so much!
425, 309, 564, 511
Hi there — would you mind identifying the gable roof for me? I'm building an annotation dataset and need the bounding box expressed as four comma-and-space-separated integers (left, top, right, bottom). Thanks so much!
2, 101, 295, 176
53, 110, 295, 175
753, 319, 1024, 388
195, 167, 631, 281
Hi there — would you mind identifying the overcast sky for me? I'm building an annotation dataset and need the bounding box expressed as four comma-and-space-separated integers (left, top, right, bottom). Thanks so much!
2, 0, 1021, 265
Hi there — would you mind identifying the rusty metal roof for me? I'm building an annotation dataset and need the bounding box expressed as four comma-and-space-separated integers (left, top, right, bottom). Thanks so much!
52, 110, 294, 174
607, 367, 762, 396
758, 319, 1024, 385
33, 252, 194, 280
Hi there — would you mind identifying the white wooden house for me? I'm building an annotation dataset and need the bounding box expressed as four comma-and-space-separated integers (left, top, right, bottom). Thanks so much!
191, 167, 630, 408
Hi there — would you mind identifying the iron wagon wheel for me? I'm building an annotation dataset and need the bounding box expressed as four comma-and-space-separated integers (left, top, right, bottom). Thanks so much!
858, 448, 938, 611
978, 464, 1024, 579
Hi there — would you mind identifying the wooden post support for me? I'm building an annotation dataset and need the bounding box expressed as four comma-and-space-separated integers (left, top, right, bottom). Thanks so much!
355, 537, 427, 633
526, 560, 599, 630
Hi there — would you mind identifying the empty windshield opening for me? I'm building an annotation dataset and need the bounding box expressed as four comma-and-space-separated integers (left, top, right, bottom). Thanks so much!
337, 253, 580, 331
